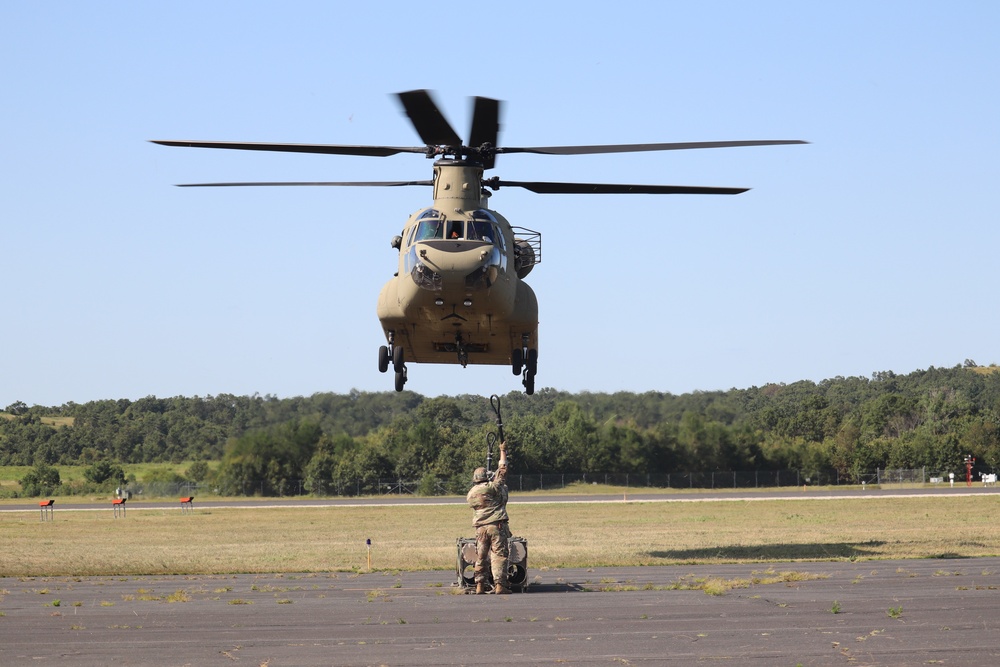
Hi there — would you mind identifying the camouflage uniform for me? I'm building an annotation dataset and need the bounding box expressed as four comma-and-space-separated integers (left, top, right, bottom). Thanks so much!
466, 462, 511, 591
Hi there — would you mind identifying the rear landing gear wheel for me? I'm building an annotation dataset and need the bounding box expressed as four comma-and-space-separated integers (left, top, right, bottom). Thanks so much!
520, 347, 537, 395
523, 371, 535, 395
394, 368, 406, 392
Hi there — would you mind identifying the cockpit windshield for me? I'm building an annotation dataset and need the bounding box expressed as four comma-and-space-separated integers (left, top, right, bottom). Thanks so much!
470, 209, 502, 248
415, 210, 445, 240
412, 209, 502, 246
467, 220, 493, 242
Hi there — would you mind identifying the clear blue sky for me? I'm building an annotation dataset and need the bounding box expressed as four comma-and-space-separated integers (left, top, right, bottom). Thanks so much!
3, 2, 998, 408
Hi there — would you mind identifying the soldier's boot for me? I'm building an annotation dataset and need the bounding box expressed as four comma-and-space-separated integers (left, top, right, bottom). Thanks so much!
475, 583, 486, 595
494, 585, 512, 595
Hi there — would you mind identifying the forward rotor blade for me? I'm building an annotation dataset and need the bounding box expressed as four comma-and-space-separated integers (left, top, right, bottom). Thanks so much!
499, 139, 808, 156
488, 179, 749, 195
396, 89, 462, 147
469, 96, 502, 169
175, 180, 433, 188
151, 140, 427, 157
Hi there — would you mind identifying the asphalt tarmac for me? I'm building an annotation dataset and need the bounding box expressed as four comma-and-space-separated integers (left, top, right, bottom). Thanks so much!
3, 557, 999, 666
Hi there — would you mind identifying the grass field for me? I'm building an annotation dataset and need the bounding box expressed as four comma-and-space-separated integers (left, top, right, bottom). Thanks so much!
3, 493, 999, 577
0, 414, 74, 428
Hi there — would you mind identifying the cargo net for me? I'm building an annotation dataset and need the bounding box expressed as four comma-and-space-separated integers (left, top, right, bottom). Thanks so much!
455, 536, 529, 592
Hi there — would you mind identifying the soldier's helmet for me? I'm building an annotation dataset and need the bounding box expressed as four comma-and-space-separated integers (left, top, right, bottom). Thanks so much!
473, 467, 488, 483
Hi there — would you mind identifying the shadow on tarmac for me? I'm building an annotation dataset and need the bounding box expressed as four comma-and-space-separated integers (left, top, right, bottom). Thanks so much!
650, 540, 890, 561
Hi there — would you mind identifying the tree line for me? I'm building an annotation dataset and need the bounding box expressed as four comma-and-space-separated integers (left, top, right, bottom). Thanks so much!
3, 362, 1000, 497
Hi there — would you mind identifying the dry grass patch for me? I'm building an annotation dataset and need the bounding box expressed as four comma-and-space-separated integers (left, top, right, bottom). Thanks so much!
2, 495, 999, 576
592, 568, 826, 595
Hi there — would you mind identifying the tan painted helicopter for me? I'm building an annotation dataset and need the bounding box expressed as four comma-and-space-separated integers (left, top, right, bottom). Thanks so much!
153, 90, 804, 395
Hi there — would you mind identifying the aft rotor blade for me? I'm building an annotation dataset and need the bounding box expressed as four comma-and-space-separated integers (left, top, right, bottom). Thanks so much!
490, 179, 749, 195
396, 89, 462, 147
151, 140, 427, 157
499, 139, 808, 156
469, 96, 502, 169
469, 96, 501, 146
174, 180, 434, 188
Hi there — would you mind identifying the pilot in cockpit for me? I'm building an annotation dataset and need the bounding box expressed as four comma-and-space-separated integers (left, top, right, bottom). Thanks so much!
467, 220, 494, 243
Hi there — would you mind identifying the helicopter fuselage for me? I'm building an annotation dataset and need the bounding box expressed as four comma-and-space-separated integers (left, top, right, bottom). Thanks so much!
377, 161, 539, 370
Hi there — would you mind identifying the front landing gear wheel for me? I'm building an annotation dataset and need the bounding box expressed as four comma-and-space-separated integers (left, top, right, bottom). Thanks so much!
392, 345, 404, 372
511, 348, 523, 375
378, 345, 389, 373
394, 367, 407, 392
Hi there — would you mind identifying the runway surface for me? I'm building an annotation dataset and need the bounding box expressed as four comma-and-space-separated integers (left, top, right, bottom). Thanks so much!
3, 557, 999, 666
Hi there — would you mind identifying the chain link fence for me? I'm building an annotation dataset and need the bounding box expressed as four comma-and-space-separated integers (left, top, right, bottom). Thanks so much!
118, 467, 984, 498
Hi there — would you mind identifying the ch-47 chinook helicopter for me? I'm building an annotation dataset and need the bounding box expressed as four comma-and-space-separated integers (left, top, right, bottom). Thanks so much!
153, 90, 805, 395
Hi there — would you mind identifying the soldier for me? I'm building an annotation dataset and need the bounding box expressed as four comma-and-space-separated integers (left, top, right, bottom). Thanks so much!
466, 440, 511, 594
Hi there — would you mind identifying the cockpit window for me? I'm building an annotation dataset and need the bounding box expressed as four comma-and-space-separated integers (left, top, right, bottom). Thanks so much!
467, 220, 494, 243
447, 221, 464, 239
413, 209, 450, 241
470, 209, 502, 247
416, 217, 445, 240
